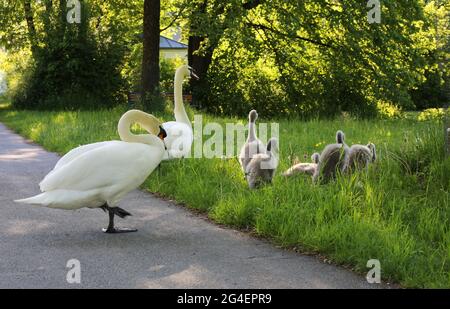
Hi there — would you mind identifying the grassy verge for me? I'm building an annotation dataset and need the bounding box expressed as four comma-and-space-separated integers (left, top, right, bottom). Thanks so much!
0, 104, 449, 288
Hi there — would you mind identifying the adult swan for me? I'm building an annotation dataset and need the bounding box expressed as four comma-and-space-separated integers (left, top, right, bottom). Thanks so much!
15, 110, 167, 234
162, 65, 198, 160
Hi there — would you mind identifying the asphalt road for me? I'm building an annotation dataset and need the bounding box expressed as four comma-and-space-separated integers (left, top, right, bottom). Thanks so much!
0, 122, 381, 288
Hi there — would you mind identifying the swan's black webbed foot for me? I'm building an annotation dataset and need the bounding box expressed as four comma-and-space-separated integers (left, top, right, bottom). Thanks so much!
100, 204, 137, 234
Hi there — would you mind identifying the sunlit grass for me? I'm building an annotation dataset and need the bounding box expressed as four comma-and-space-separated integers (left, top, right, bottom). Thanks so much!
0, 104, 448, 288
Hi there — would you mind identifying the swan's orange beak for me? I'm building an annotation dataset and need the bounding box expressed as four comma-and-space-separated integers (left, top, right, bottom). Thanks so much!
189, 67, 199, 80
158, 126, 167, 140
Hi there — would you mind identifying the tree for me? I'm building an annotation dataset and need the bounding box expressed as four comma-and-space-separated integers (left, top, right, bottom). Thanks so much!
186, 0, 264, 108
1, 0, 446, 116
410, 0, 449, 109
141, 0, 162, 111
0, 0, 127, 110
185, 0, 440, 117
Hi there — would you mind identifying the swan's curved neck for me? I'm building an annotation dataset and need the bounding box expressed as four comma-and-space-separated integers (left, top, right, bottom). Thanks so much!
174, 68, 191, 128
118, 110, 163, 148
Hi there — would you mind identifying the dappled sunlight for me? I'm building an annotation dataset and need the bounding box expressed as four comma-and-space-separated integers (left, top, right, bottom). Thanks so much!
0, 147, 41, 161
135, 264, 210, 289
132, 205, 175, 221
418, 108, 446, 121
52, 113, 71, 125
29, 122, 44, 140
3, 219, 55, 236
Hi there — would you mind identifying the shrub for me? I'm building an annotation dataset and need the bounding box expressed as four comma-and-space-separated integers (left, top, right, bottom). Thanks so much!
377, 101, 404, 119
418, 108, 446, 121
11, 5, 126, 110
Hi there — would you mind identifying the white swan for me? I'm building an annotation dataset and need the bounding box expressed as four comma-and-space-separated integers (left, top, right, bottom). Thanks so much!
15, 110, 167, 233
161, 65, 198, 160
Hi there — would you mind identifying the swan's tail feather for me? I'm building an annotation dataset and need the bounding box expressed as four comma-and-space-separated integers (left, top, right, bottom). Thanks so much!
15, 193, 49, 206
336, 130, 345, 144
14, 190, 99, 210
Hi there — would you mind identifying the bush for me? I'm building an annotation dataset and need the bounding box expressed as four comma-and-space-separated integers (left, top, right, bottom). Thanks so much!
418, 108, 446, 121
11, 5, 126, 110
377, 101, 404, 119
0, 49, 32, 101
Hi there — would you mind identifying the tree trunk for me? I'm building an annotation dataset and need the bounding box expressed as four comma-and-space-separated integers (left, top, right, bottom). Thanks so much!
141, 0, 161, 111
188, 35, 213, 109
23, 0, 37, 54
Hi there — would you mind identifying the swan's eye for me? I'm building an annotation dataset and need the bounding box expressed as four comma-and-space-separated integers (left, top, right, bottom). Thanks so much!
158, 126, 167, 140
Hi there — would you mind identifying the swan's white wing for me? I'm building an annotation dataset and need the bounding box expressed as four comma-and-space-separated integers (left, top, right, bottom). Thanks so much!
53, 141, 112, 170
162, 121, 178, 131
40, 141, 162, 192
162, 121, 193, 139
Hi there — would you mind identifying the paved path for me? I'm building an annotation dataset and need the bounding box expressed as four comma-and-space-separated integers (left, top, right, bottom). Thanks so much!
0, 123, 380, 288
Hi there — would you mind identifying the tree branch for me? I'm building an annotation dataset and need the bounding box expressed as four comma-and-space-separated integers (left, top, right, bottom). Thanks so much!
246, 22, 333, 48
160, 3, 188, 33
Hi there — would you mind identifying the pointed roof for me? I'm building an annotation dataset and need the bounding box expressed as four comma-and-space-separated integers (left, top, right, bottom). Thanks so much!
136, 34, 188, 49
159, 35, 188, 49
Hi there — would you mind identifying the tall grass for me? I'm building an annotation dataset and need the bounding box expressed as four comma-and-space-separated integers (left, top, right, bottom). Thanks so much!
0, 104, 448, 288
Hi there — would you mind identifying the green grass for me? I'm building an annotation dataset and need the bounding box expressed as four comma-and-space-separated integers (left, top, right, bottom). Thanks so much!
0, 104, 449, 288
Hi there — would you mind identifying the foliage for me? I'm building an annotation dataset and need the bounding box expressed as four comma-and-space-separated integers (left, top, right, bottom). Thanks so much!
418, 107, 446, 121
1, 0, 447, 114
376, 101, 404, 119
184, 0, 448, 117
410, 1, 450, 109
0, 1, 129, 110
0, 48, 32, 99
123, 41, 185, 94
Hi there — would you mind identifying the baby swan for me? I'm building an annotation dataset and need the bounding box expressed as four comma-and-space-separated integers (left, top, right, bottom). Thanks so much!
313, 130, 349, 183
283, 152, 320, 177
239, 110, 265, 172
245, 138, 279, 189
347, 142, 376, 172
